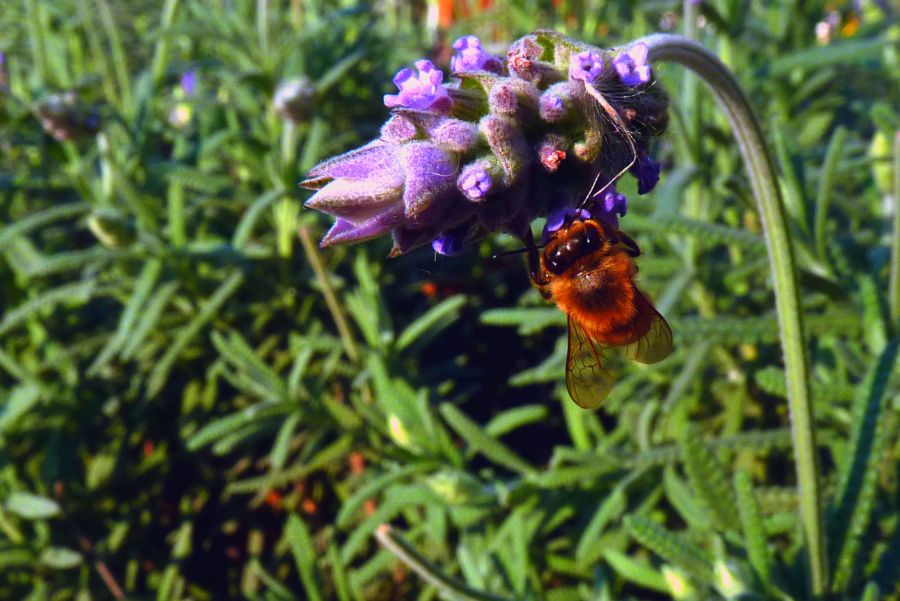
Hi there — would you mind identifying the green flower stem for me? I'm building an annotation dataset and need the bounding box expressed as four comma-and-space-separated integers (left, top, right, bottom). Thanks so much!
637, 33, 826, 595
297, 224, 360, 363
375, 525, 511, 601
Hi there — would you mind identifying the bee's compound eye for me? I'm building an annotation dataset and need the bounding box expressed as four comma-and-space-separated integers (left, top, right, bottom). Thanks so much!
584, 225, 599, 250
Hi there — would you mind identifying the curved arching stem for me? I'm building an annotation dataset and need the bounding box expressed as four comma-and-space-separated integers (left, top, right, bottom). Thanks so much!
635, 33, 826, 595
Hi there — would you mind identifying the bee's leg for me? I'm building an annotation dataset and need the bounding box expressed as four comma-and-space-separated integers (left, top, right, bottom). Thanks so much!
523, 231, 549, 288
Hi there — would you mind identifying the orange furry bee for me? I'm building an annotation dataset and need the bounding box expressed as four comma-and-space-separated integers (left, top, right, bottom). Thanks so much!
529, 217, 672, 408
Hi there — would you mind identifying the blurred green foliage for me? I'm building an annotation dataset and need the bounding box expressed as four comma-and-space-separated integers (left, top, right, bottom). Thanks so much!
1, 0, 899, 599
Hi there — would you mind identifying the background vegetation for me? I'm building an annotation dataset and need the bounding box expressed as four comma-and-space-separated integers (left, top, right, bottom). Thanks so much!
1, 0, 898, 599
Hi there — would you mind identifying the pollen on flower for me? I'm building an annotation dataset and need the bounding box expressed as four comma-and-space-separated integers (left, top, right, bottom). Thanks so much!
384, 60, 452, 112
613, 43, 652, 86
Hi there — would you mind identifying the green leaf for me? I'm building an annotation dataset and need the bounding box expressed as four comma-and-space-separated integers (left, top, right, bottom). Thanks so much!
6, 492, 61, 520
439, 404, 536, 476
146, 271, 244, 398
603, 549, 669, 594
0, 385, 41, 433
286, 514, 324, 601
830, 340, 898, 592
395, 295, 467, 352
680, 428, 739, 533
734, 471, 772, 589
38, 547, 82, 569
624, 515, 714, 583
769, 36, 890, 75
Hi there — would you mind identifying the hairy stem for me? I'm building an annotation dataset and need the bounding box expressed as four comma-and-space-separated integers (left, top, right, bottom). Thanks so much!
637, 33, 825, 595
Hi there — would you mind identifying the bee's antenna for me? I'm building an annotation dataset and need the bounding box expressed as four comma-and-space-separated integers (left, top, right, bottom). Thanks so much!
492, 244, 544, 260
579, 82, 638, 211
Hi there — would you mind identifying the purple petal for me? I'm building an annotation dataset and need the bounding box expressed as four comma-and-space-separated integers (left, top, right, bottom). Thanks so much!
385, 61, 451, 112
432, 234, 463, 256
400, 142, 458, 227
428, 118, 481, 153
450, 35, 503, 73
392, 68, 414, 87
304, 177, 403, 220
302, 141, 400, 187
180, 70, 197, 96
569, 50, 604, 83
320, 205, 404, 247
628, 43, 649, 65
631, 152, 661, 194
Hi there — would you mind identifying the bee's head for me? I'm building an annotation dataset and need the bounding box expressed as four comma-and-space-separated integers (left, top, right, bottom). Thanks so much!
542, 219, 610, 275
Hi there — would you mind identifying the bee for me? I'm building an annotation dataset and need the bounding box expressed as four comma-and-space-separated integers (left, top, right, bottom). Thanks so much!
529, 217, 672, 408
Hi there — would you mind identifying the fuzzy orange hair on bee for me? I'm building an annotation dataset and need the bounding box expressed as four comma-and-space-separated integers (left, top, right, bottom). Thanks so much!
529, 217, 672, 408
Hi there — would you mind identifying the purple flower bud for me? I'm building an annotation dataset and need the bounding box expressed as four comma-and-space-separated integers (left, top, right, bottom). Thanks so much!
180, 70, 197, 97
384, 60, 452, 113
450, 35, 503, 74
304, 175, 403, 220
428, 118, 481, 152
274, 76, 317, 123
631, 148, 661, 194
488, 79, 539, 118
302, 141, 399, 188
506, 36, 561, 86
569, 50, 604, 83
458, 164, 493, 201
538, 135, 569, 173
400, 142, 458, 227
539, 82, 582, 122
381, 114, 419, 143
613, 43, 652, 87
321, 206, 404, 247
432, 233, 463, 256
480, 114, 529, 185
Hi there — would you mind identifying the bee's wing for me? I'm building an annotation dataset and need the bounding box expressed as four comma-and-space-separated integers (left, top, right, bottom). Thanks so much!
622, 290, 674, 364
565, 316, 619, 409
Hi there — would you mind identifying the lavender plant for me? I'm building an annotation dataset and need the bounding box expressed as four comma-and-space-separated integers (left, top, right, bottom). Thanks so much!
1, 1, 899, 601
302, 31, 669, 256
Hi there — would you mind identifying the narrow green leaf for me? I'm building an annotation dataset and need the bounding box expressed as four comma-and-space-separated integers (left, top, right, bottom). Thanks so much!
439, 404, 536, 476
734, 471, 772, 588
830, 340, 898, 592
681, 429, 739, 533
395, 295, 467, 352
6, 492, 61, 520
286, 515, 324, 601
603, 549, 669, 594
146, 271, 244, 398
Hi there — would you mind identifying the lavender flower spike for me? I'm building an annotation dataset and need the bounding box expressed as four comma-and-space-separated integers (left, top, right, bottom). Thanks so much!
569, 51, 604, 84
613, 43, 651, 86
384, 60, 452, 112
451, 36, 503, 73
